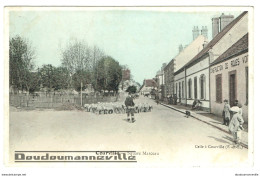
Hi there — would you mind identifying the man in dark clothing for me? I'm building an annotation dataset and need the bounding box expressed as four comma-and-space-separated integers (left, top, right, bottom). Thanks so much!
155, 94, 159, 105
125, 93, 135, 123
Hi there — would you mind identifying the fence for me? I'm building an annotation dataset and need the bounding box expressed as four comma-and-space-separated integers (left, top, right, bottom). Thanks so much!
9, 93, 117, 108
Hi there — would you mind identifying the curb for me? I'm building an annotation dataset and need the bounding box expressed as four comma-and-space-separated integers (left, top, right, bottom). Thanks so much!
160, 102, 248, 149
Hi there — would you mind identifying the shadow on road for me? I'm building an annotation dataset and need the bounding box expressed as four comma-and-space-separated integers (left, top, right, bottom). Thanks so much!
209, 121, 223, 125
208, 136, 232, 144
122, 118, 136, 123
222, 135, 235, 143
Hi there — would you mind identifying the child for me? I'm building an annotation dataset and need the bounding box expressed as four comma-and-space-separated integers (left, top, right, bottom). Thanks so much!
222, 99, 231, 126
229, 106, 244, 145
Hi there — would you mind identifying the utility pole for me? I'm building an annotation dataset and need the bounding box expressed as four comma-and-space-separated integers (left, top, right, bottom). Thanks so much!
81, 81, 83, 106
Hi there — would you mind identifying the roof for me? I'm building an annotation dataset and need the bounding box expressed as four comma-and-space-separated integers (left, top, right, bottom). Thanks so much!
144, 79, 157, 87
211, 33, 248, 66
175, 11, 248, 72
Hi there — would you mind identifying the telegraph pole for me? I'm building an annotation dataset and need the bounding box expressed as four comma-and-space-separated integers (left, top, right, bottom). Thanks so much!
81, 81, 83, 106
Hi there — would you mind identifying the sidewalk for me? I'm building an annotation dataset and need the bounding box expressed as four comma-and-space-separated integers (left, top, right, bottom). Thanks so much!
160, 102, 248, 148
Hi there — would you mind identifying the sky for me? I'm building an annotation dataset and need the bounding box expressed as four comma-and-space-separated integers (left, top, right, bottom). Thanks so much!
9, 8, 242, 84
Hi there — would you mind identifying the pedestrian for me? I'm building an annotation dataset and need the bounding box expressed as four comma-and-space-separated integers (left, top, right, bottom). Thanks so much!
155, 94, 159, 105
237, 102, 243, 116
124, 93, 135, 123
222, 99, 231, 126
228, 106, 244, 145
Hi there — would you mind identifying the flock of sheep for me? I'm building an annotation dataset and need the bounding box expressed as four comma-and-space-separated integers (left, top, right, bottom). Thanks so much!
84, 102, 153, 114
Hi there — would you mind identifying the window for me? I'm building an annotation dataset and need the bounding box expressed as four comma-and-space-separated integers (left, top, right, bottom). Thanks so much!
188, 78, 192, 99
176, 83, 178, 95
179, 82, 181, 98
200, 74, 206, 99
216, 74, 222, 103
246, 67, 248, 105
182, 81, 184, 98
194, 77, 197, 99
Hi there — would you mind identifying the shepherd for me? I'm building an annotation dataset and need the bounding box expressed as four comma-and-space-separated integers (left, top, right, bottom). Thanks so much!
125, 93, 135, 123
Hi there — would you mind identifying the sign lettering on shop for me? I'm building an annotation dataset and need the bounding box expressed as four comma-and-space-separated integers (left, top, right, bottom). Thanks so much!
210, 55, 248, 73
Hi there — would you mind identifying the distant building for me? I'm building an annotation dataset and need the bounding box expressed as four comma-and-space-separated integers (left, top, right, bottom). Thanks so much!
163, 59, 175, 97
155, 63, 167, 99
122, 69, 130, 81
139, 79, 157, 95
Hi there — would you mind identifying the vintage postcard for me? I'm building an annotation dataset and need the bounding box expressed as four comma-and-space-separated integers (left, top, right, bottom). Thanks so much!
3, 6, 254, 168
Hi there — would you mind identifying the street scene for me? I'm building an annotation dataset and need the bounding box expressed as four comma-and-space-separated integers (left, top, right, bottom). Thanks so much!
9, 95, 248, 166
6, 7, 252, 166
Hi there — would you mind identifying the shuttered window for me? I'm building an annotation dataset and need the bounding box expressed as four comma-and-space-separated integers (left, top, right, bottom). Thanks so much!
194, 77, 197, 99
182, 81, 184, 98
188, 78, 192, 99
245, 67, 248, 105
200, 74, 206, 99
216, 74, 222, 103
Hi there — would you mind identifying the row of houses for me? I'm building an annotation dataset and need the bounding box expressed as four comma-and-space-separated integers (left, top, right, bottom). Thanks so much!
154, 12, 249, 121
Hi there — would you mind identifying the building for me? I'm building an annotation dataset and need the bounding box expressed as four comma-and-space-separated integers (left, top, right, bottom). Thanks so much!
210, 33, 248, 121
139, 79, 157, 95
164, 30, 207, 101
175, 35, 207, 72
163, 59, 175, 97
155, 63, 167, 100
173, 11, 248, 111
122, 69, 130, 81
173, 35, 207, 104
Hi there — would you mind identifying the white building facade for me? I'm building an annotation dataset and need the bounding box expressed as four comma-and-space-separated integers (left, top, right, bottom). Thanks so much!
210, 34, 248, 121
173, 11, 248, 112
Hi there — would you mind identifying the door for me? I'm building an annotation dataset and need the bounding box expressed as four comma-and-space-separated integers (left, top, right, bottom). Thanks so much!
229, 70, 237, 106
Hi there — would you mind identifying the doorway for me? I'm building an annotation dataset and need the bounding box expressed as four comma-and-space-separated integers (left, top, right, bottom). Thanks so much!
229, 70, 237, 106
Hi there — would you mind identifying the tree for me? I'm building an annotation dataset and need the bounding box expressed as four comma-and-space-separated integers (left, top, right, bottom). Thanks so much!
53, 66, 70, 91
22, 70, 41, 93
9, 36, 36, 93
39, 64, 56, 92
126, 85, 137, 94
72, 69, 91, 92
92, 56, 122, 93
61, 40, 105, 90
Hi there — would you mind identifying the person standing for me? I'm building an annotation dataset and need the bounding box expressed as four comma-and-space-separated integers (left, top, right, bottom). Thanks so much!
155, 94, 159, 105
222, 99, 231, 126
125, 93, 135, 123
228, 106, 244, 145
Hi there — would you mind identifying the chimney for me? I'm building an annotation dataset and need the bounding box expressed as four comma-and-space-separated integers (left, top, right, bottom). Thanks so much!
212, 17, 219, 38
201, 26, 208, 39
179, 44, 183, 53
192, 26, 200, 40
219, 13, 234, 31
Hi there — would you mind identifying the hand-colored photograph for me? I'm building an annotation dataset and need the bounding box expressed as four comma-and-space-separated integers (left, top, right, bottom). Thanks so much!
4, 7, 253, 167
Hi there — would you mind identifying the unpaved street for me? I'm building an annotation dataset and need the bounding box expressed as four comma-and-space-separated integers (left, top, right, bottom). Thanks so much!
9, 96, 249, 167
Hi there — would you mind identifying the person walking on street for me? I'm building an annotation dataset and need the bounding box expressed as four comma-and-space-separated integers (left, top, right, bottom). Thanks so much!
125, 93, 135, 123
222, 99, 231, 126
228, 106, 244, 145
155, 94, 159, 105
